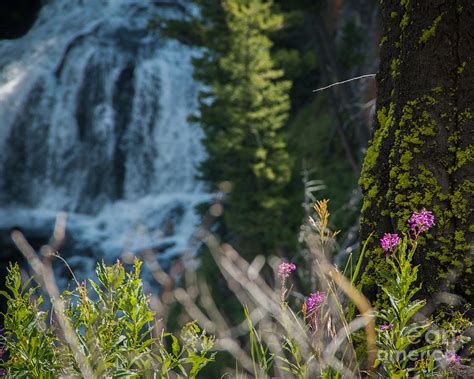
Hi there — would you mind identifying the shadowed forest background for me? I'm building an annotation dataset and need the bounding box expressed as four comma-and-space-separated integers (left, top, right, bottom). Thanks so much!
0, 0, 472, 378
0, 0, 379, 304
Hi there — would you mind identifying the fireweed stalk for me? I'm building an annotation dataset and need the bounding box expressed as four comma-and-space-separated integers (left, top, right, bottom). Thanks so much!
278, 262, 296, 306
375, 209, 439, 377
305, 291, 326, 334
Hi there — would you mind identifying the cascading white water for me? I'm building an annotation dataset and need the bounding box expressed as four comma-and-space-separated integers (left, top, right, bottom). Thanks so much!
0, 0, 207, 285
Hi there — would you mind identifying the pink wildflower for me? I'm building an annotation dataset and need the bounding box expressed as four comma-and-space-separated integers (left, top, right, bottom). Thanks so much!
380, 233, 400, 252
306, 291, 325, 311
446, 352, 461, 366
278, 262, 296, 279
379, 324, 392, 331
408, 208, 435, 237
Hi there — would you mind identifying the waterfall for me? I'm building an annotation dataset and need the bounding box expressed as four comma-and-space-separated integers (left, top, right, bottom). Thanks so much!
0, 0, 207, 286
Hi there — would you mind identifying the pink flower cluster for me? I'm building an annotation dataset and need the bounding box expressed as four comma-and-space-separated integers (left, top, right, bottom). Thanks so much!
380, 233, 399, 252
408, 208, 435, 236
379, 209, 435, 254
278, 262, 296, 279
306, 291, 325, 311
446, 351, 461, 366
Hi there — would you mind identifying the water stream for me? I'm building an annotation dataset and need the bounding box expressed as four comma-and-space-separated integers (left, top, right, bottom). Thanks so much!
0, 0, 207, 287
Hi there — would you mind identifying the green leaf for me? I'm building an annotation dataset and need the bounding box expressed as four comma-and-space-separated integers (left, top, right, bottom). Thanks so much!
352, 232, 373, 285
171, 335, 180, 357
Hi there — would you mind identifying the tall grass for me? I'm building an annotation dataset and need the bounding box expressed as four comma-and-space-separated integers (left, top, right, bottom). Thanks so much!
0, 203, 470, 378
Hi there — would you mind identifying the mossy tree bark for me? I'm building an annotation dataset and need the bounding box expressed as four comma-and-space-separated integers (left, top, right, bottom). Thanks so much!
360, 1, 474, 307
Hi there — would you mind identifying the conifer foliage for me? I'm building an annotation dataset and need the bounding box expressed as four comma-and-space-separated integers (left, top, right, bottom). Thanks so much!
167, 0, 292, 254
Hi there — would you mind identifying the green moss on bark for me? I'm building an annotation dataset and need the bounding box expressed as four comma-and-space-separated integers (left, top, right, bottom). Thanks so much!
419, 13, 445, 45
360, 96, 473, 301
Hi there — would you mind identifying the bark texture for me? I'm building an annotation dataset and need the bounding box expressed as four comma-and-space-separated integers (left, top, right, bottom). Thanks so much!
360, 0, 474, 308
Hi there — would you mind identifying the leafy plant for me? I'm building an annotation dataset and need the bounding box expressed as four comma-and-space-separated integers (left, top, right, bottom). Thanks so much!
373, 209, 469, 378
374, 235, 436, 378
0, 265, 59, 378
0, 260, 215, 378
156, 322, 216, 378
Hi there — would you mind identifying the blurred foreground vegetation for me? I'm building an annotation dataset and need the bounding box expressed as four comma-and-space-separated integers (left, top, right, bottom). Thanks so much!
1, 203, 470, 377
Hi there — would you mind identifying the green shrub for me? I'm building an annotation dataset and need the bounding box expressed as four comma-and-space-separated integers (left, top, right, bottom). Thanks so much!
0, 259, 215, 378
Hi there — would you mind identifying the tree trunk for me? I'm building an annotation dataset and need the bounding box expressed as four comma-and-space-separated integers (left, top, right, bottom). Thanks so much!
359, 1, 474, 309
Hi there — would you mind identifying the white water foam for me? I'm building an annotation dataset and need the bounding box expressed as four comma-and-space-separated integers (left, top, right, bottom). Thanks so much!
0, 0, 207, 286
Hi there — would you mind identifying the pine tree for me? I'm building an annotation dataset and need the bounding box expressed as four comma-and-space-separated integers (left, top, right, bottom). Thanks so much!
170, 0, 292, 255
